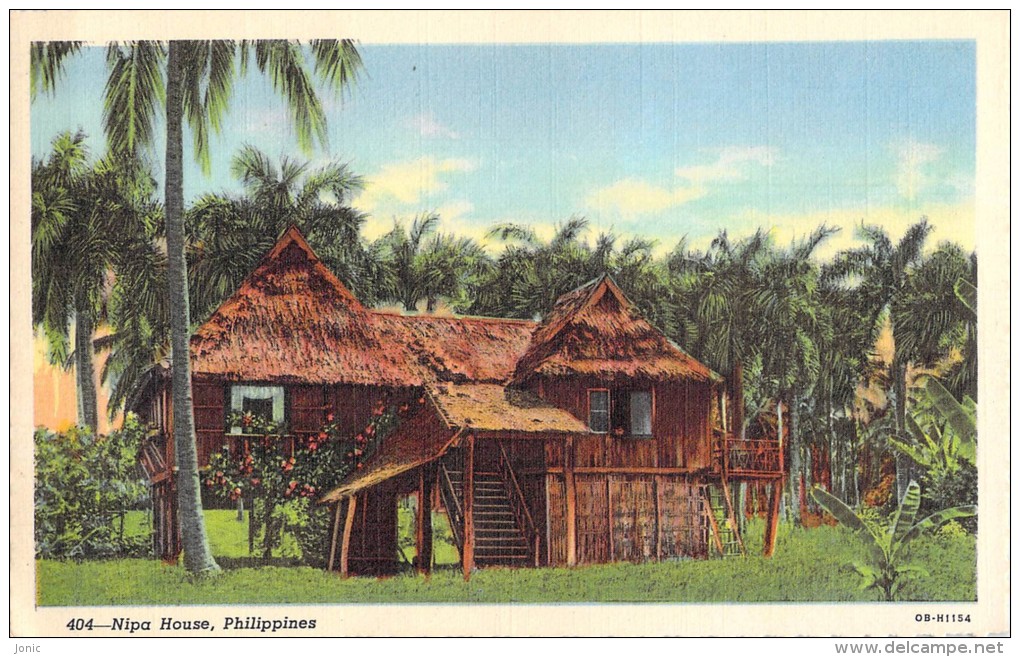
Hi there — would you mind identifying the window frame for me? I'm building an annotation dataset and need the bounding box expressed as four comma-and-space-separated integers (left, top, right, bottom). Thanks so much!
587, 388, 611, 434
228, 384, 286, 434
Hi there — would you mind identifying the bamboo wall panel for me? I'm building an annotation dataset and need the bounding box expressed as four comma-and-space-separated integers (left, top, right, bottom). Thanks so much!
610, 476, 657, 562
545, 475, 568, 566
575, 475, 610, 564
348, 487, 399, 575
658, 479, 709, 558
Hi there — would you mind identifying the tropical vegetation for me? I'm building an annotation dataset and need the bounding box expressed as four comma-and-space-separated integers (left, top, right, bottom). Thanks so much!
31, 40, 978, 601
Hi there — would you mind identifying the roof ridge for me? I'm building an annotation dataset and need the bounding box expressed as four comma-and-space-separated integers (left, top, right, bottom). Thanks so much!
372, 310, 537, 325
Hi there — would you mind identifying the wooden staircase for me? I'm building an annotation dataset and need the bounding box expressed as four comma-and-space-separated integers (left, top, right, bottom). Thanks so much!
705, 484, 744, 558
443, 468, 534, 567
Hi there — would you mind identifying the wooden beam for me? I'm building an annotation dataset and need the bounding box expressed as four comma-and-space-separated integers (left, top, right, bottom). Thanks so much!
339, 494, 358, 578
327, 501, 343, 572
564, 435, 577, 567
462, 434, 475, 580
763, 479, 782, 557
416, 464, 434, 575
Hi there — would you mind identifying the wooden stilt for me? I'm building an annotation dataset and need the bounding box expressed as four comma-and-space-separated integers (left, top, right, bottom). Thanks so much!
564, 435, 577, 567
417, 464, 434, 575
462, 434, 475, 580
654, 475, 663, 561
339, 494, 357, 577
763, 479, 782, 557
327, 501, 343, 572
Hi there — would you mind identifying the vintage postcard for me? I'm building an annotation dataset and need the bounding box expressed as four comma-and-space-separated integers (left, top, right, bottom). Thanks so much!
9, 10, 1010, 641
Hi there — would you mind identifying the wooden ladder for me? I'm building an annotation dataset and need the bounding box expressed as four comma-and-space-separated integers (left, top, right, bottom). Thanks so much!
705, 482, 745, 558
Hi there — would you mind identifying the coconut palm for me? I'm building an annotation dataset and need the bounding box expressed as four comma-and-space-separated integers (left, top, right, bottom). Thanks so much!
188, 145, 367, 321
32, 131, 155, 431
32, 38, 363, 574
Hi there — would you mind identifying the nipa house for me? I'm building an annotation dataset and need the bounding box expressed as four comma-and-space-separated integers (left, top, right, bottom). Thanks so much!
134, 226, 784, 576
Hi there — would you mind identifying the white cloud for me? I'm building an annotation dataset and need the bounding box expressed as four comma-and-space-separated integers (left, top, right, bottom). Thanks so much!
893, 139, 944, 201
409, 112, 460, 139
586, 146, 777, 220
353, 156, 478, 216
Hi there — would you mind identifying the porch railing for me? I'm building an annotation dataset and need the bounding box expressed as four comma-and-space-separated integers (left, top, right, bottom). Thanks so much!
712, 430, 783, 477
437, 453, 464, 549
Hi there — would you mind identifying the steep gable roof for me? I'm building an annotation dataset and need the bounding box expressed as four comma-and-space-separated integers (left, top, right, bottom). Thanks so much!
511, 275, 718, 385
190, 226, 424, 386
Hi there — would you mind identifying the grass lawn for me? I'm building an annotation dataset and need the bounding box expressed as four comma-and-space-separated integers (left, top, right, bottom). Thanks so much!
37, 511, 976, 605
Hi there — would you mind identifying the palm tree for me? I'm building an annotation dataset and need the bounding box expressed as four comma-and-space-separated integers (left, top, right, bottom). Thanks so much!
376, 212, 440, 312
824, 220, 932, 499
188, 145, 366, 321
31, 131, 153, 431
32, 39, 363, 574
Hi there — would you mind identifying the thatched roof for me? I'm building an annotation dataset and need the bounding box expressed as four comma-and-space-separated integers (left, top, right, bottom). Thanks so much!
319, 405, 458, 502
190, 226, 424, 386
511, 275, 718, 385
382, 313, 536, 384
429, 382, 587, 434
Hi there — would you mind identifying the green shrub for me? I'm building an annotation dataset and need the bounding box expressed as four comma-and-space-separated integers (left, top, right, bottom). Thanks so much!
34, 415, 150, 559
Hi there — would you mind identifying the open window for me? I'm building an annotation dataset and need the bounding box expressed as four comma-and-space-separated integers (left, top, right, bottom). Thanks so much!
229, 384, 285, 434
589, 388, 653, 437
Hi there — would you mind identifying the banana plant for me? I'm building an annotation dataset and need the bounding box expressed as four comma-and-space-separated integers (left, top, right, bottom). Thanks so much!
889, 377, 976, 474
812, 481, 976, 600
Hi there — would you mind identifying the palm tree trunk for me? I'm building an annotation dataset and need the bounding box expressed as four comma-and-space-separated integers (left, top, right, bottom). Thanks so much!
73, 305, 98, 431
892, 358, 909, 501
165, 42, 219, 575
787, 392, 802, 525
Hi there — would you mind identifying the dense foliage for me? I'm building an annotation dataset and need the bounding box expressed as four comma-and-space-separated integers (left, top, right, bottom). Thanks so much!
34, 415, 150, 559
205, 398, 416, 563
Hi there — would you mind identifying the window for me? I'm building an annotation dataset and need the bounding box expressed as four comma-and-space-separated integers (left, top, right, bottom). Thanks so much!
589, 388, 653, 437
629, 391, 653, 436
229, 385, 285, 434
588, 389, 609, 433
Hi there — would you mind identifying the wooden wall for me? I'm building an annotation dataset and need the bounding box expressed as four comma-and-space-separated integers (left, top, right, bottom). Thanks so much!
346, 486, 400, 576
544, 472, 710, 566
184, 378, 414, 467
537, 376, 714, 471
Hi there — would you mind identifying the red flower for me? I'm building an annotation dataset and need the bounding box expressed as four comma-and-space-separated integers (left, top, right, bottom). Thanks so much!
365, 424, 375, 437
356, 462, 363, 470
242, 413, 253, 428
354, 448, 363, 456
355, 434, 364, 443
289, 480, 298, 489
250, 478, 260, 487
284, 489, 292, 498
326, 413, 335, 422
308, 441, 318, 451
418, 396, 425, 405
318, 432, 327, 440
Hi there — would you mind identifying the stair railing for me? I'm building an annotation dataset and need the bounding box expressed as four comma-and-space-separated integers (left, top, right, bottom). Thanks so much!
497, 442, 540, 566
438, 456, 464, 549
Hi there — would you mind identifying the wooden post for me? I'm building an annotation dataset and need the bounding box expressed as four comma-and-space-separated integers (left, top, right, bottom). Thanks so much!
763, 479, 782, 557
564, 435, 577, 567
339, 494, 357, 577
606, 475, 614, 561
327, 501, 343, 572
417, 464, 434, 575
462, 434, 475, 580
653, 475, 663, 561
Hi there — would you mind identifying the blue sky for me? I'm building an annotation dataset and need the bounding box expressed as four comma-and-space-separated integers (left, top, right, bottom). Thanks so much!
31, 41, 975, 257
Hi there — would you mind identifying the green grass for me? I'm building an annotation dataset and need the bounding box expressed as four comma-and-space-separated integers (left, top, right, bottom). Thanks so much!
37, 514, 976, 605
